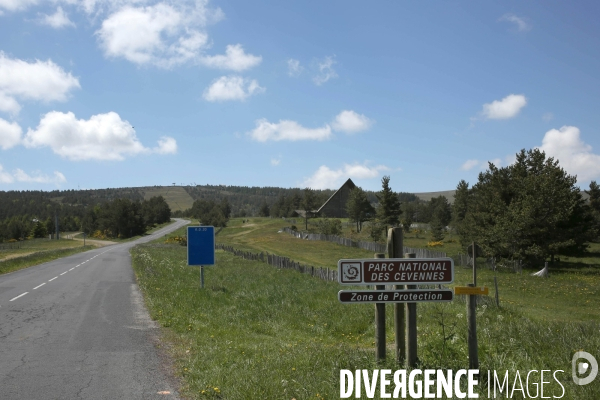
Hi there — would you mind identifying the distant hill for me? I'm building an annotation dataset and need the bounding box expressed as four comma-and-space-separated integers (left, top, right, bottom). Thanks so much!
413, 190, 456, 204
139, 186, 194, 212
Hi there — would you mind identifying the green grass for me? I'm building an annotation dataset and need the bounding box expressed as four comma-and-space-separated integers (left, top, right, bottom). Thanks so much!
0, 244, 95, 275
131, 228, 600, 399
218, 218, 600, 323
142, 186, 195, 212
0, 238, 89, 260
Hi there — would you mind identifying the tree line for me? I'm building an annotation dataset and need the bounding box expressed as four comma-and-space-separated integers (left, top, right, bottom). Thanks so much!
82, 196, 171, 239
0, 195, 171, 241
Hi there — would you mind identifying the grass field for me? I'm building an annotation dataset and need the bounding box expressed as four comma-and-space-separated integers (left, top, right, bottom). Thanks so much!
0, 237, 88, 261
0, 239, 94, 275
132, 222, 600, 399
216, 218, 600, 323
141, 186, 195, 212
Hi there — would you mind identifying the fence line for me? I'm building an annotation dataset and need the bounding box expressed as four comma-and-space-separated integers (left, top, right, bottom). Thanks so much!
215, 243, 338, 283
280, 227, 447, 259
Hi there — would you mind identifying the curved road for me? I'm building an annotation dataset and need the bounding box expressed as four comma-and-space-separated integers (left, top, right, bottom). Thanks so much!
0, 219, 189, 399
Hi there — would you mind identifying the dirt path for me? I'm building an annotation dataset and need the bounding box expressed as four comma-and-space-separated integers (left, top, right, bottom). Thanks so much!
71, 233, 117, 247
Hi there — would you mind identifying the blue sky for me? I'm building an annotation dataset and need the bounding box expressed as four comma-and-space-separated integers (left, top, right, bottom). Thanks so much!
1, 1, 599, 193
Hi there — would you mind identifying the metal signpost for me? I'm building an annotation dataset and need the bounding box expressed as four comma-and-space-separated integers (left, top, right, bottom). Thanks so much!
187, 226, 215, 288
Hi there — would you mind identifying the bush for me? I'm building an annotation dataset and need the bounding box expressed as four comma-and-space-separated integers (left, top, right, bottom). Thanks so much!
314, 218, 342, 236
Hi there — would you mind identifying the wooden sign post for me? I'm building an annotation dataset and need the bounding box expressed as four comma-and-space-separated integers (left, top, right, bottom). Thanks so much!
468, 242, 479, 370
338, 251, 454, 364
405, 252, 418, 367
374, 253, 386, 362
387, 228, 405, 365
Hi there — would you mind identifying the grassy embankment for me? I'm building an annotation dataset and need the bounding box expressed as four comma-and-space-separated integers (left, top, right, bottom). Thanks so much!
132, 218, 600, 399
0, 221, 173, 276
0, 238, 94, 275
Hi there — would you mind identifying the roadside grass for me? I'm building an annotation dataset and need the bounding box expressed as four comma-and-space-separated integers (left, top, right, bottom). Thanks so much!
218, 218, 600, 322
0, 238, 87, 260
131, 232, 600, 399
0, 245, 95, 275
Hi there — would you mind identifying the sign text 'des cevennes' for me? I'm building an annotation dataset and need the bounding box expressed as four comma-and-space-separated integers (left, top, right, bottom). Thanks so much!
338, 258, 454, 285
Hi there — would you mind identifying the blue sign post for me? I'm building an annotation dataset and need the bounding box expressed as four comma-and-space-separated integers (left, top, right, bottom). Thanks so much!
187, 226, 215, 288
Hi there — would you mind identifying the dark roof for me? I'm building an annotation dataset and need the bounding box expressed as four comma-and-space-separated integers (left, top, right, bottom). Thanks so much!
317, 178, 356, 213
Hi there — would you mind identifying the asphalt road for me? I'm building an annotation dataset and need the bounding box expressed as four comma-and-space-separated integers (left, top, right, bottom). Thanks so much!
0, 219, 190, 399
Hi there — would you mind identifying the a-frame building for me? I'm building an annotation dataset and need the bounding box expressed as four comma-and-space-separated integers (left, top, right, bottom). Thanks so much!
316, 178, 356, 218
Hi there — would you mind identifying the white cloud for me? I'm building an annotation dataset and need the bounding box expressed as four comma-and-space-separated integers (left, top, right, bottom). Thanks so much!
313, 56, 337, 86
0, 52, 80, 115
481, 94, 527, 120
203, 75, 264, 102
0, 0, 38, 13
96, 2, 220, 68
0, 118, 22, 149
331, 110, 373, 133
201, 44, 262, 71
0, 164, 66, 185
538, 125, 600, 182
499, 14, 532, 32
39, 6, 75, 29
461, 159, 480, 171
542, 112, 554, 122
0, 92, 21, 115
248, 119, 332, 142
287, 58, 303, 77
24, 111, 177, 161
270, 157, 281, 166
301, 162, 389, 190
154, 136, 177, 154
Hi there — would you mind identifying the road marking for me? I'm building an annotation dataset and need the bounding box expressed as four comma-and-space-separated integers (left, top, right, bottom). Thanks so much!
69, 268, 75, 271
60, 271, 68, 275
49, 277, 58, 281
10, 292, 28, 301
33, 283, 46, 290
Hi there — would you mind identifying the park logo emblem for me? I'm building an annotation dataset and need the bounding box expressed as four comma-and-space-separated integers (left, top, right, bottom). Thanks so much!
340, 262, 361, 283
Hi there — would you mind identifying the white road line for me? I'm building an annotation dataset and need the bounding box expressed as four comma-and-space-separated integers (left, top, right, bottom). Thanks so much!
49, 277, 58, 281
69, 268, 75, 271
33, 283, 46, 290
60, 271, 68, 275
10, 292, 28, 301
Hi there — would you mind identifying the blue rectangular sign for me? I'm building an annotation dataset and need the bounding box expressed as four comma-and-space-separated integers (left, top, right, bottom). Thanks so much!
187, 226, 215, 266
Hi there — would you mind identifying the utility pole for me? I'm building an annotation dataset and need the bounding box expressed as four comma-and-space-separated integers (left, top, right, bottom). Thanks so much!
55, 212, 59, 240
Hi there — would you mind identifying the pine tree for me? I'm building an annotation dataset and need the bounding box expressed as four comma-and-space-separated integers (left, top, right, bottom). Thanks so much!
346, 187, 374, 232
459, 149, 594, 264
301, 188, 319, 230
375, 176, 402, 231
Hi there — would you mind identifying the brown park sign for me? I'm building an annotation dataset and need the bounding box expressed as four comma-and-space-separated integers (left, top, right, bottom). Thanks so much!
338, 289, 454, 304
338, 258, 454, 285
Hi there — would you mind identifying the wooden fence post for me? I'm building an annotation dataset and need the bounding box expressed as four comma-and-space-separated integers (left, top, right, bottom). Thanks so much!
375, 252, 386, 362
387, 228, 405, 365
405, 252, 417, 367
467, 242, 479, 370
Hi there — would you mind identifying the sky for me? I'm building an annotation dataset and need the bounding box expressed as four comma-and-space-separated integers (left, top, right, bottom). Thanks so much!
1, 0, 600, 193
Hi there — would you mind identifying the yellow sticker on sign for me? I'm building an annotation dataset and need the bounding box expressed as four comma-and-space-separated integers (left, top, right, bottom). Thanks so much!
454, 286, 489, 295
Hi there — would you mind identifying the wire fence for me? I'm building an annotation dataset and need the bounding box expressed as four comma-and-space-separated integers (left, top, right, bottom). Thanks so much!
216, 244, 338, 282
280, 227, 447, 258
